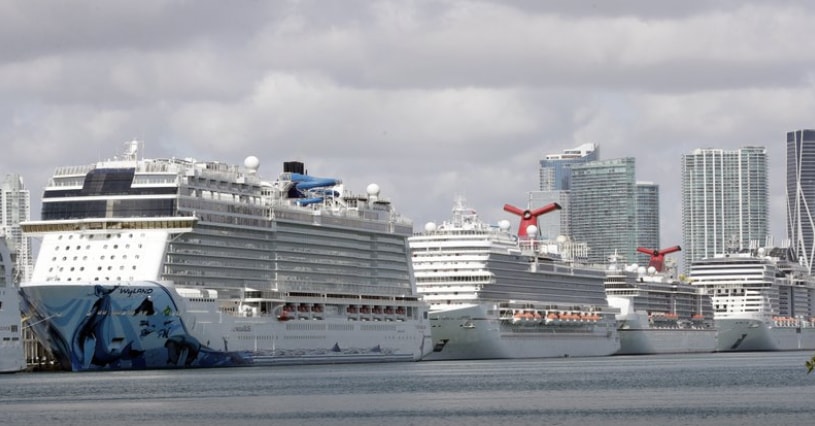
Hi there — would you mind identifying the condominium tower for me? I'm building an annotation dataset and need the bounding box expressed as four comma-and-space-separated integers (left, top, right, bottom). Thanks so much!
570, 157, 638, 265
533, 143, 598, 239
0, 173, 33, 283
787, 129, 815, 273
681, 147, 768, 269
635, 181, 660, 265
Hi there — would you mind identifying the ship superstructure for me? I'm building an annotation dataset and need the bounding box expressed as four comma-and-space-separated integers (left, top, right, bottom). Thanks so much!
689, 246, 815, 351
20, 141, 431, 371
408, 198, 619, 360
605, 247, 716, 355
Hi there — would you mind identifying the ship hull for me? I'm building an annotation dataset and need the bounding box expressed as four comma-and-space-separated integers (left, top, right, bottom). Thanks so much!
715, 318, 815, 352
1, 288, 25, 373
616, 328, 717, 355
422, 304, 619, 360
20, 282, 431, 371
612, 310, 716, 355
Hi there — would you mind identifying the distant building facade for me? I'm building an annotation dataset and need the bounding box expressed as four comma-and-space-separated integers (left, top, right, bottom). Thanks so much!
0, 173, 33, 283
787, 129, 815, 273
635, 182, 660, 265
535, 143, 598, 239
681, 147, 768, 268
570, 157, 638, 265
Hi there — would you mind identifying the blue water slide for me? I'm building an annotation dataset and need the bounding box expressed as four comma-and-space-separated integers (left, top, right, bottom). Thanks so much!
295, 197, 326, 206
290, 173, 339, 190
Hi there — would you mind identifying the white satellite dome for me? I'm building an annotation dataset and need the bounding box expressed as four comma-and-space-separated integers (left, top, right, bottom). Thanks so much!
244, 156, 260, 173
424, 222, 437, 232
526, 225, 538, 236
647, 266, 657, 275
556, 235, 567, 243
757, 247, 765, 256
637, 266, 647, 275
366, 183, 380, 196
498, 220, 511, 231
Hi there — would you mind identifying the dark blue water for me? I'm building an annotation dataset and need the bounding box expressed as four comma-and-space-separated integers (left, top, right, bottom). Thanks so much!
2, 352, 815, 425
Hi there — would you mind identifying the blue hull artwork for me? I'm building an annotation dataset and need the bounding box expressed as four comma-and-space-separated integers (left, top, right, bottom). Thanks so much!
21, 283, 251, 371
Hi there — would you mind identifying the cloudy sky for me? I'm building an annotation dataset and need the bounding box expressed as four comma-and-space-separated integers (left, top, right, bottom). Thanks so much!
2, 0, 813, 259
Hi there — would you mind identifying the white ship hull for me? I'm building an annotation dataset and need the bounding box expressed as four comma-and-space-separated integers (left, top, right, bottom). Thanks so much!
611, 308, 716, 355
617, 328, 717, 355
716, 318, 815, 352
1, 287, 25, 373
423, 304, 619, 360
21, 281, 431, 371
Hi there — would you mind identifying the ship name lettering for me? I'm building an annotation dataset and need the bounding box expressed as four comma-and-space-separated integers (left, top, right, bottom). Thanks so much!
119, 288, 154, 297
233, 325, 251, 332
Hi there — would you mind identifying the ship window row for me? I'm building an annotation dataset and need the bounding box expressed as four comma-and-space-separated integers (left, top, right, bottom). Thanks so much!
52, 253, 142, 262
42, 199, 176, 220
179, 196, 266, 216
416, 276, 489, 283
194, 212, 270, 229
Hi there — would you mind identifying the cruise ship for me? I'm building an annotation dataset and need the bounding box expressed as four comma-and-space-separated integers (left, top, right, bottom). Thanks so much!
19, 141, 431, 371
689, 246, 815, 351
1, 237, 25, 373
605, 247, 716, 355
408, 198, 619, 360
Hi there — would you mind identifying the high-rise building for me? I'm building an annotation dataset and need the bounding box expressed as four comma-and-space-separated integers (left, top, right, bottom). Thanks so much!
787, 129, 815, 273
0, 173, 33, 283
570, 157, 638, 265
539, 143, 599, 191
535, 143, 598, 238
681, 147, 768, 269
635, 181, 660, 265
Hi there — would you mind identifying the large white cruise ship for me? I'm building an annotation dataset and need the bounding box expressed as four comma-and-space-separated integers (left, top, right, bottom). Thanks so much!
605, 247, 716, 355
408, 198, 619, 360
1, 237, 25, 373
20, 141, 431, 371
689, 246, 815, 351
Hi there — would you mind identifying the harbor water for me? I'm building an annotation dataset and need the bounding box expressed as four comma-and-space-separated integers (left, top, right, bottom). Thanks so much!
2, 351, 815, 425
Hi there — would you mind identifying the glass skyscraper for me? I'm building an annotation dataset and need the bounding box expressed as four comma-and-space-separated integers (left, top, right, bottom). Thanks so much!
635, 182, 660, 265
787, 129, 815, 273
539, 143, 599, 191
534, 143, 598, 239
570, 157, 637, 265
681, 147, 768, 269
1, 173, 33, 283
